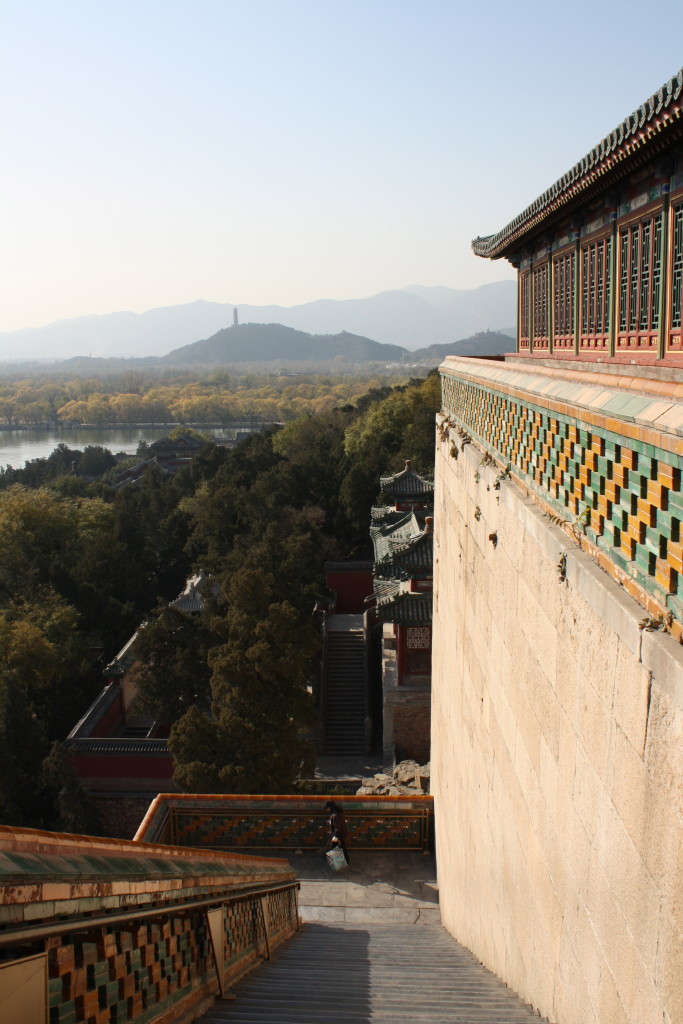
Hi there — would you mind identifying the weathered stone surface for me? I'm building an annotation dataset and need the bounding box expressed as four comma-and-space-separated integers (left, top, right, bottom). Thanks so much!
394, 759, 422, 783
432, 419, 682, 1024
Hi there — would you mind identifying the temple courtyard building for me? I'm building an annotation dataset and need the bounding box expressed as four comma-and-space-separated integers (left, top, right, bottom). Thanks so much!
432, 68, 683, 1024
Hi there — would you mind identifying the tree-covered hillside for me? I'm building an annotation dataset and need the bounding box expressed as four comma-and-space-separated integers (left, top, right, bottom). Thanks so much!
0, 373, 441, 827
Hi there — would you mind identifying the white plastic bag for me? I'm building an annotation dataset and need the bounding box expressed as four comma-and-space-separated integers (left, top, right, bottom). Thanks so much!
326, 845, 348, 872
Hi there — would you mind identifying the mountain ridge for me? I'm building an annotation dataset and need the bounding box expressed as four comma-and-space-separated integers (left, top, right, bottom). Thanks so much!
164, 323, 407, 365
27, 324, 515, 374
0, 282, 516, 361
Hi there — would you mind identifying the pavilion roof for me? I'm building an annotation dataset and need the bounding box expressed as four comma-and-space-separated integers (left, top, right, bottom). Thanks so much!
373, 578, 400, 602
324, 560, 374, 573
379, 460, 434, 499
472, 67, 683, 260
376, 591, 432, 625
371, 511, 423, 563
371, 507, 411, 531
150, 435, 205, 454
374, 529, 433, 578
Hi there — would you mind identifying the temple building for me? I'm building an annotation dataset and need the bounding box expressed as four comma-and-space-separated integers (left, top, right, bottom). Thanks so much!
66, 572, 214, 836
473, 69, 683, 366
432, 67, 683, 1024
113, 434, 206, 489
371, 461, 433, 765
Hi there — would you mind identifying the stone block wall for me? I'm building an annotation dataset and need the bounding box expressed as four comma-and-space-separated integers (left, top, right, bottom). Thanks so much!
381, 624, 432, 765
393, 699, 431, 764
432, 414, 683, 1024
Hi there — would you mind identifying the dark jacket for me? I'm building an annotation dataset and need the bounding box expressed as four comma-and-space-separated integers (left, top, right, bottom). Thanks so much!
329, 807, 347, 841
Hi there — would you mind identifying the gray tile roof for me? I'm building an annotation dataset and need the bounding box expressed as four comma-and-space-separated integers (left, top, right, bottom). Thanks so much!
169, 570, 214, 613
371, 512, 422, 563
324, 561, 374, 573
373, 578, 401, 602
103, 631, 140, 677
473, 67, 683, 259
379, 460, 434, 499
375, 530, 433, 577
376, 591, 433, 625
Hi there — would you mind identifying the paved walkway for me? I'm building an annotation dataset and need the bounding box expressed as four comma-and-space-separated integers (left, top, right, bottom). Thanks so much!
296, 850, 440, 925
199, 853, 548, 1024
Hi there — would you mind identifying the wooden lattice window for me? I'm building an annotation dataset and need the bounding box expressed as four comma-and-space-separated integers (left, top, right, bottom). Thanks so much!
616, 211, 663, 351
668, 201, 683, 350
553, 250, 575, 348
532, 264, 549, 347
519, 272, 530, 348
580, 237, 611, 349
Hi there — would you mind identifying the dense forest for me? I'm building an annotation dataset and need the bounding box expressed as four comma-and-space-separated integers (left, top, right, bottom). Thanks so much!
0, 370, 398, 426
0, 373, 440, 830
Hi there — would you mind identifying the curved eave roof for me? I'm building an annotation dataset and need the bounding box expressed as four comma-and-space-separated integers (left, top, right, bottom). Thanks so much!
473, 68, 683, 260
377, 532, 433, 574
379, 469, 434, 498
373, 578, 400, 601
377, 592, 432, 625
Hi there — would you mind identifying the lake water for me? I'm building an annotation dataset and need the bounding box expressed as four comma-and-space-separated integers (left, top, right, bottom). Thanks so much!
0, 426, 239, 469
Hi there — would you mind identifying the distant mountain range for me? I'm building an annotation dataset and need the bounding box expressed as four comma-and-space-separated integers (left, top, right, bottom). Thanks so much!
411, 331, 514, 362
52, 324, 515, 373
0, 281, 516, 362
163, 323, 515, 367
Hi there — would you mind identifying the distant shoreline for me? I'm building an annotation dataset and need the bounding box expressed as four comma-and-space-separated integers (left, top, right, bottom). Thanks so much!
0, 419, 270, 433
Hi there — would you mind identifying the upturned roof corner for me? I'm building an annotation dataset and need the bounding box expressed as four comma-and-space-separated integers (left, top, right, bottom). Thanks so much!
472, 66, 683, 260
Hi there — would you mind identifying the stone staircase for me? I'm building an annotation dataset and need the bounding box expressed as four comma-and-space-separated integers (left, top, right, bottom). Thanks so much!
323, 615, 366, 755
201, 923, 546, 1024
199, 852, 547, 1024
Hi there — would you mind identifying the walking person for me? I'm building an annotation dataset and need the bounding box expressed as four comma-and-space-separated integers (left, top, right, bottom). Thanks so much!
325, 799, 350, 865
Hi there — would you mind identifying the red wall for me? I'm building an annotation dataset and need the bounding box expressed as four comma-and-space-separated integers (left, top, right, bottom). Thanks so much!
326, 570, 373, 614
72, 753, 174, 781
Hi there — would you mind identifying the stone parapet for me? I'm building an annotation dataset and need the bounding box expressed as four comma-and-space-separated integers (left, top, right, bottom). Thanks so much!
0, 824, 294, 927
440, 356, 683, 636
0, 825, 298, 1024
136, 793, 433, 852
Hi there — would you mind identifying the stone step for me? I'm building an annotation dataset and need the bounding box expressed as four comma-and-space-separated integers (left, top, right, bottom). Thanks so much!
199, 923, 547, 1024
323, 626, 366, 755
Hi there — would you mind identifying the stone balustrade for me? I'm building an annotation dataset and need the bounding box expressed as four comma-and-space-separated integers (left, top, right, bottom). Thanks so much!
0, 824, 298, 1024
135, 793, 434, 852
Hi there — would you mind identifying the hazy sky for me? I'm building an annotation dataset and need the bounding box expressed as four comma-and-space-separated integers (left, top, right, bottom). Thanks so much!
3, 1, 683, 332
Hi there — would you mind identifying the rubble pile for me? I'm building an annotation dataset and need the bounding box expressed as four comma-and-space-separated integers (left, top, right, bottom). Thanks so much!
356, 760, 430, 796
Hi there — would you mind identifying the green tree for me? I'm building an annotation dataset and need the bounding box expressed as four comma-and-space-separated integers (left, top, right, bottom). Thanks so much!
340, 374, 440, 533
78, 445, 117, 476
169, 570, 318, 793
129, 606, 212, 724
0, 597, 91, 825
42, 742, 102, 835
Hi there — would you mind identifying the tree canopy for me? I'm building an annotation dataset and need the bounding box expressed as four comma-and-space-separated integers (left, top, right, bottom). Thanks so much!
0, 370, 442, 822
169, 570, 319, 793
